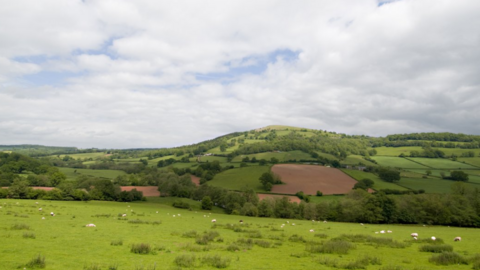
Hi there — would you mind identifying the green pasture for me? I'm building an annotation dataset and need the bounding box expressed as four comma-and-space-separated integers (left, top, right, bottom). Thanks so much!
371, 147, 423, 156
408, 158, 478, 169
340, 169, 408, 191
231, 150, 311, 163
58, 167, 126, 181
2, 199, 480, 270
436, 148, 479, 157
197, 156, 228, 163
208, 166, 269, 192
458, 157, 480, 168
342, 155, 377, 167
396, 177, 479, 193
372, 156, 428, 169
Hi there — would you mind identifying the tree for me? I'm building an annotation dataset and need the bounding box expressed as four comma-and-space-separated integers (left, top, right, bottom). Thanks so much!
353, 178, 374, 190
259, 172, 282, 191
378, 167, 400, 182
201, 196, 213, 210
450, 171, 469, 182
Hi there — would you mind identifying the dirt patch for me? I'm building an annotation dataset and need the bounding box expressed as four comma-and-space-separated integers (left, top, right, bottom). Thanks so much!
190, 175, 201, 186
257, 193, 302, 204
271, 164, 357, 195
32, 187, 55, 191
121, 186, 160, 197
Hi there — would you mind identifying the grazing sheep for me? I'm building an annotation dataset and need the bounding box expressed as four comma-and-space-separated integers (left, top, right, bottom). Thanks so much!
454, 237, 461, 242
411, 233, 418, 238
360, 223, 364, 226
156, 211, 158, 214
173, 215, 176, 217
86, 224, 96, 227
35, 202, 39, 204
431, 236, 436, 241
323, 220, 327, 223
380, 230, 385, 234
387, 230, 392, 233
292, 223, 295, 226
122, 214, 127, 217
50, 212, 55, 216
309, 229, 314, 232
178, 214, 181, 217
413, 236, 417, 240
375, 232, 379, 234
38, 208, 42, 211
211, 219, 216, 223
239, 220, 243, 224
41, 217, 45, 220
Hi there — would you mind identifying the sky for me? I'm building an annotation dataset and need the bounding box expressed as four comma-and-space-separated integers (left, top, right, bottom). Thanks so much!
1, 0, 479, 149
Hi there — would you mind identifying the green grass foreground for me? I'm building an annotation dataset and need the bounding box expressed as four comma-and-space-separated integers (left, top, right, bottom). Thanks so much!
1, 199, 480, 270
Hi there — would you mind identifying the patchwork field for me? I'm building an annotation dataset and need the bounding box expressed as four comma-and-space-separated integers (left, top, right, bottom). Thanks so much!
408, 158, 478, 169
372, 156, 428, 169
208, 166, 269, 192
271, 164, 357, 195
256, 194, 301, 204
120, 186, 160, 197
340, 169, 408, 191
396, 178, 480, 194
1, 199, 480, 270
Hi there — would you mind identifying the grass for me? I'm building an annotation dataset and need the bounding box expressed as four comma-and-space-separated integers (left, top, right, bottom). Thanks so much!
457, 157, 480, 168
231, 150, 312, 163
343, 155, 378, 167
2, 198, 480, 270
371, 147, 423, 156
340, 169, 409, 191
396, 178, 477, 193
208, 166, 269, 192
372, 156, 429, 169
408, 158, 477, 169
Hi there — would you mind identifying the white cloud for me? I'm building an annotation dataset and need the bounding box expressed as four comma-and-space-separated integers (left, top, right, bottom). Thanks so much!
0, 0, 479, 148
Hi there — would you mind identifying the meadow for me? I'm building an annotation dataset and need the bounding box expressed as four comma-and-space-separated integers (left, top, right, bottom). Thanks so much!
340, 169, 408, 191
372, 157, 428, 169
2, 199, 480, 270
207, 166, 270, 192
408, 158, 478, 169
396, 178, 479, 193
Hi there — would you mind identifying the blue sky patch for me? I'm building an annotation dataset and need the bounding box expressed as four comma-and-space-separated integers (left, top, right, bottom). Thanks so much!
20, 70, 84, 86
196, 49, 300, 83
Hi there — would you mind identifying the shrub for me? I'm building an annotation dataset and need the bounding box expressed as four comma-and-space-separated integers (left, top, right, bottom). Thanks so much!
288, 234, 306, 243
110, 239, 123, 246
131, 243, 152, 254
428, 252, 468, 265
307, 240, 355, 254
314, 233, 328, 239
182, 230, 198, 238
26, 254, 46, 268
174, 254, 196, 267
419, 244, 453, 253
23, 232, 36, 239
11, 223, 30, 230
172, 200, 191, 209
254, 240, 272, 248
201, 254, 231, 268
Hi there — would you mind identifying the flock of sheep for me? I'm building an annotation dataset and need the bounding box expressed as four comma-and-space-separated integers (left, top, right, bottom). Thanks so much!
33, 201, 464, 242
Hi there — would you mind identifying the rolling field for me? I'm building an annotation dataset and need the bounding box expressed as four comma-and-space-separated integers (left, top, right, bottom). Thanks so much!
372, 156, 428, 169
53, 152, 109, 160
408, 158, 478, 169
271, 164, 357, 195
458, 157, 480, 167
208, 166, 269, 192
340, 169, 409, 191
231, 151, 312, 163
371, 147, 423, 156
1, 199, 480, 270
397, 178, 480, 193
58, 167, 126, 181
342, 155, 377, 167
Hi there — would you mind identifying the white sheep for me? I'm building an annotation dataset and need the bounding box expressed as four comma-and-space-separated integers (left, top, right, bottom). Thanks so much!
50, 212, 55, 216
86, 224, 96, 227
211, 219, 216, 223
309, 229, 314, 232
122, 214, 127, 217
387, 230, 392, 233
380, 230, 385, 234
413, 236, 417, 240
454, 237, 461, 242
411, 233, 418, 238
38, 208, 42, 211
431, 236, 436, 241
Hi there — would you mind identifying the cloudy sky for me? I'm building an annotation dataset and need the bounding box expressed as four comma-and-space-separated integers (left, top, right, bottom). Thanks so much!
1, 0, 479, 148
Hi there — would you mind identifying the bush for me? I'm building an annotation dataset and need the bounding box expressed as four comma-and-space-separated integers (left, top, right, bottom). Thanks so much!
428, 252, 468, 265
11, 223, 30, 230
201, 254, 231, 268
182, 230, 198, 238
419, 244, 453, 253
316, 190, 323, 196
23, 232, 36, 239
306, 240, 355, 254
26, 254, 46, 268
130, 243, 152, 254
172, 200, 191, 209
174, 254, 196, 267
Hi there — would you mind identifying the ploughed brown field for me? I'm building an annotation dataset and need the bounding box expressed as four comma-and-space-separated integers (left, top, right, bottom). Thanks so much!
271, 164, 357, 195
257, 193, 302, 203
190, 175, 201, 186
120, 186, 160, 197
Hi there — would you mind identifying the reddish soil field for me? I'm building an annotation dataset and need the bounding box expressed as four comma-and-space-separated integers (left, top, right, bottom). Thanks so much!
271, 164, 357, 195
257, 193, 302, 204
190, 175, 201, 186
120, 186, 160, 197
